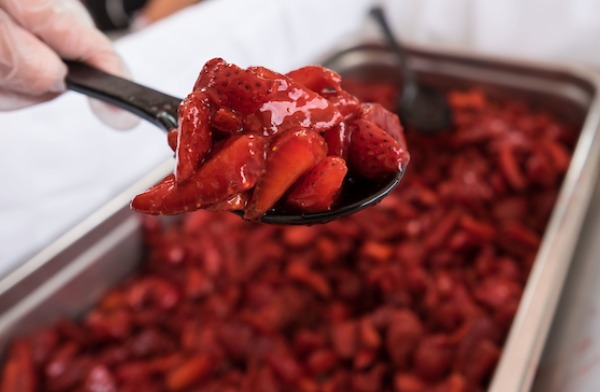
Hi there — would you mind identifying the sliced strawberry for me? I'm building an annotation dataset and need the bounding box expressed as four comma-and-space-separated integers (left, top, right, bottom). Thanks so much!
166, 354, 213, 391
192, 57, 225, 91
323, 122, 351, 159
245, 129, 327, 220
285, 65, 342, 94
207, 192, 249, 212
83, 365, 117, 392
348, 119, 408, 179
194, 58, 275, 115
324, 90, 361, 120
248, 65, 282, 80
175, 92, 212, 183
359, 103, 408, 149
242, 113, 264, 134
132, 134, 267, 215
0, 340, 37, 392
251, 66, 343, 135
212, 107, 243, 135
285, 156, 348, 212
167, 128, 178, 152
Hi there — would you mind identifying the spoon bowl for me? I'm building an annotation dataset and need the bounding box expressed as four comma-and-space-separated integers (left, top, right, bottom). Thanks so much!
65, 61, 405, 225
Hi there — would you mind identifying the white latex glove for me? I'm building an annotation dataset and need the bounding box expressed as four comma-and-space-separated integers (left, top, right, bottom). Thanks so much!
0, 0, 138, 129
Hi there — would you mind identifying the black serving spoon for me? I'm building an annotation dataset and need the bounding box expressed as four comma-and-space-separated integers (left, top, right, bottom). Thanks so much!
370, 6, 453, 133
65, 61, 405, 225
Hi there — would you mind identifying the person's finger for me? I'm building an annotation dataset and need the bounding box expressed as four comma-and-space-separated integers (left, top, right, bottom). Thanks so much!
0, 88, 59, 111
1, 0, 115, 67
0, 8, 66, 100
88, 98, 141, 130
1, 0, 140, 129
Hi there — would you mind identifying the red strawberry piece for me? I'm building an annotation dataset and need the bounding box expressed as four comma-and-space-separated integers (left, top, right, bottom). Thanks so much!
330, 320, 359, 359
207, 192, 249, 212
251, 66, 343, 134
323, 122, 351, 159
266, 351, 303, 384
167, 128, 178, 151
131, 174, 178, 214
166, 354, 213, 391
245, 129, 327, 220
285, 66, 360, 120
131, 134, 267, 214
324, 90, 361, 120
83, 365, 117, 392
285, 156, 348, 213
306, 349, 338, 375
46, 354, 93, 392
212, 107, 243, 135
194, 58, 275, 115
0, 340, 37, 392
413, 335, 453, 381
45, 342, 79, 380
285, 65, 342, 94
192, 57, 226, 91
359, 103, 408, 150
175, 91, 212, 183
247, 65, 281, 80
386, 310, 424, 368
85, 309, 132, 341
348, 119, 408, 179
242, 113, 264, 134
394, 373, 427, 392
27, 328, 59, 366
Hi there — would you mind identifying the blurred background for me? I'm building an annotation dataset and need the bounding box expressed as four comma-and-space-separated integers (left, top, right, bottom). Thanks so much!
81, 0, 600, 68
81, 0, 204, 33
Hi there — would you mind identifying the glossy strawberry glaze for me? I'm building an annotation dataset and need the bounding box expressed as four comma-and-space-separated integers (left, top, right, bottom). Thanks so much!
258, 80, 343, 134
131, 59, 409, 220
131, 134, 267, 214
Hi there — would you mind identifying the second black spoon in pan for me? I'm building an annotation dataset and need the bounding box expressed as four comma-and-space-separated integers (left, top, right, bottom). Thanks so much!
65, 61, 405, 225
370, 6, 453, 133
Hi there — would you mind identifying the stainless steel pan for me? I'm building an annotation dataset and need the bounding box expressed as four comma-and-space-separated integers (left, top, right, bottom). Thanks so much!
2, 42, 600, 392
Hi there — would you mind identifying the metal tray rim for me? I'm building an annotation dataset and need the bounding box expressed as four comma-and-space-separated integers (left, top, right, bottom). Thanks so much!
322, 39, 600, 392
320, 37, 600, 88
0, 160, 174, 298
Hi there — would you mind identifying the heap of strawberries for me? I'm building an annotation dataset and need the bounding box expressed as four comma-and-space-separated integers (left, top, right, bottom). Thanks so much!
131, 58, 410, 219
0, 82, 576, 392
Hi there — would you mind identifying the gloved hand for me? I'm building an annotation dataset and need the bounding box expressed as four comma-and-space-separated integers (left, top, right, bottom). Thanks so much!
0, 0, 138, 130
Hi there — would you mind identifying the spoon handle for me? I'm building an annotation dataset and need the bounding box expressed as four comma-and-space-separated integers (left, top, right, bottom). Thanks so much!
369, 7, 416, 83
64, 61, 181, 131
